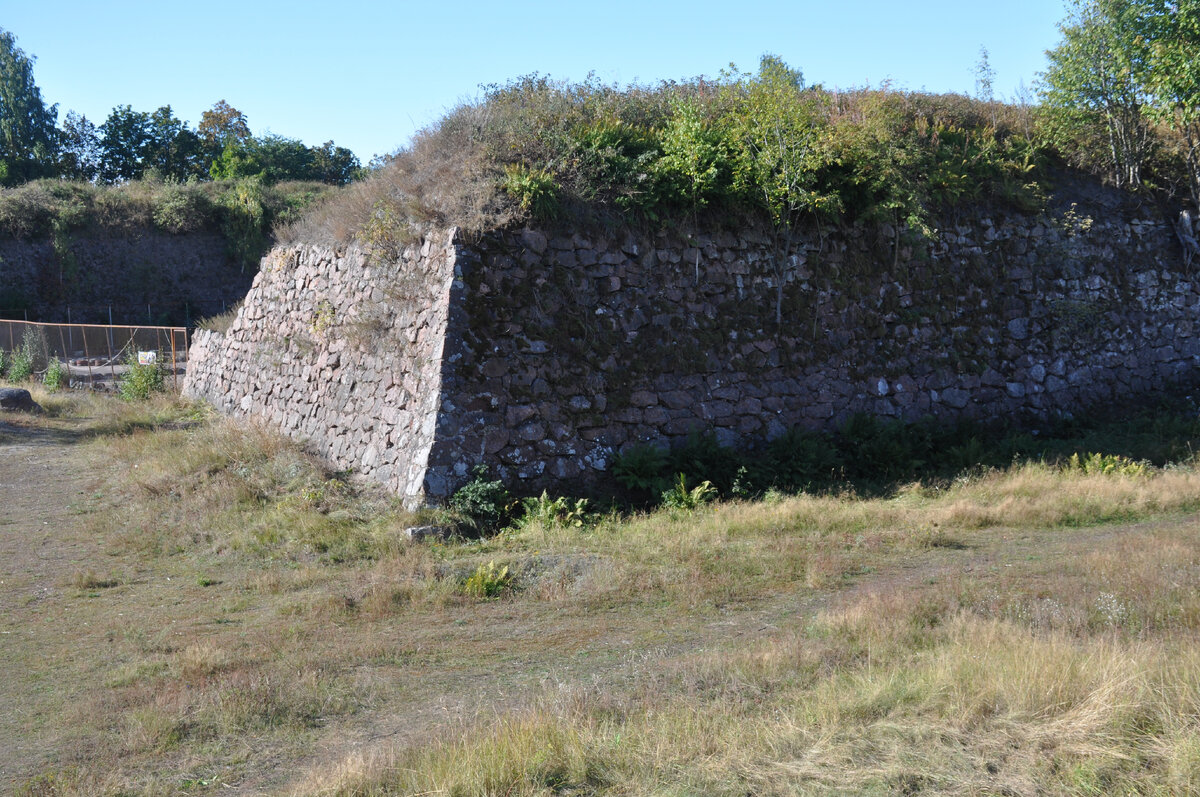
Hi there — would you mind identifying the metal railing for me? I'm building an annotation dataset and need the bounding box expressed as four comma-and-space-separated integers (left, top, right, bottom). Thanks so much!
0, 319, 189, 391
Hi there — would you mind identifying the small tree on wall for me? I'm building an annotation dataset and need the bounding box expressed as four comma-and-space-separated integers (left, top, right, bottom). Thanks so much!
1139, 0, 1200, 207
1041, 0, 1154, 190
724, 55, 840, 325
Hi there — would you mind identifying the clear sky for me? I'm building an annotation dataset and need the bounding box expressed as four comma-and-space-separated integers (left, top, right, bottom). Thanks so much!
5, 0, 1067, 164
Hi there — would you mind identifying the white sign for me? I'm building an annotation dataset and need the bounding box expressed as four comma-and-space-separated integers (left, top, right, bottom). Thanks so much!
137, 351, 157, 365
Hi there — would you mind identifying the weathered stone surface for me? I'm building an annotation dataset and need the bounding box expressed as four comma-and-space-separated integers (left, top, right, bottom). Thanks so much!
0, 232, 246, 324
185, 190, 1200, 506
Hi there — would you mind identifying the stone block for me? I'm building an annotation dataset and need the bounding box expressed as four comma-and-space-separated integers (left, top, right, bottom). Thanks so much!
506, 404, 537, 426
629, 390, 658, 407
939, 388, 970, 408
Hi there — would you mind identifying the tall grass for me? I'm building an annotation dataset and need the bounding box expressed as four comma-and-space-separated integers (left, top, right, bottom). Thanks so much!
90, 408, 422, 562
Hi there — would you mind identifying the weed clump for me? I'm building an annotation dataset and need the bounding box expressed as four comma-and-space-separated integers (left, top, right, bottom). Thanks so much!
117, 351, 164, 401
1066, 451, 1149, 477
42, 357, 67, 391
518, 491, 589, 529
195, 302, 241, 334
448, 465, 513, 535
660, 474, 717, 511
462, 560, 513, 599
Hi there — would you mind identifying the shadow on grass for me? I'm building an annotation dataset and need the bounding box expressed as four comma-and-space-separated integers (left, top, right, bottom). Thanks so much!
0, 388, 205, 448
611, 389, 1200, 507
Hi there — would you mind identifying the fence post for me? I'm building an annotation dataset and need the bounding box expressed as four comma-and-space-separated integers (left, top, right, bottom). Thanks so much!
57, 326, 67, 387
82, 330, 92, 386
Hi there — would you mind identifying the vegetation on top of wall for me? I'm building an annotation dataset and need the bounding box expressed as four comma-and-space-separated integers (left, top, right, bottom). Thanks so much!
285, 1, 1200, 254
0, 177, 338, 269
284, 62, 1052, 251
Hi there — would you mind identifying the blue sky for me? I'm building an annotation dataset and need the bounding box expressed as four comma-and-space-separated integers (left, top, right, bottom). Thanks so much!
5, 0, 1067, 163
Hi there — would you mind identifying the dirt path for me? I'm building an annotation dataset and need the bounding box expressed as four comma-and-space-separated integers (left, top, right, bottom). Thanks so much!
0, 419, 105, 789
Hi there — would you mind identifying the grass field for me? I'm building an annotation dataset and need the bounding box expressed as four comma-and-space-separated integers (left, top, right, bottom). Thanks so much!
3, 389, 1200, 795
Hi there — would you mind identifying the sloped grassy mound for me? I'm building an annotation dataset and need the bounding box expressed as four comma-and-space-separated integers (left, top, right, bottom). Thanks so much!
285, 60, 1048, 251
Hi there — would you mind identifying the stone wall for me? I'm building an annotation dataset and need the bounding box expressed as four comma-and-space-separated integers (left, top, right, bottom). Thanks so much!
185, 185, 1200, 504
0, 231, 248, 324
184, 232, 460, 500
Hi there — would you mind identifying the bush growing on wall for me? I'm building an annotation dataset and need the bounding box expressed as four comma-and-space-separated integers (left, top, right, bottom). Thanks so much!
151, 183, 213, 233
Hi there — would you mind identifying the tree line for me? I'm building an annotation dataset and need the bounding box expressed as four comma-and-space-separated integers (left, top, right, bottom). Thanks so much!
0, 28, 360, 188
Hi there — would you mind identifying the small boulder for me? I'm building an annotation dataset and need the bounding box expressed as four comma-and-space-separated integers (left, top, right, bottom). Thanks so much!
0, 388, 40, 413
404, 525, 453, 542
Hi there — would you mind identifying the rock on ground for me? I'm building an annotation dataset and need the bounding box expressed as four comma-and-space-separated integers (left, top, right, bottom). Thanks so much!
0, 389, 40, 413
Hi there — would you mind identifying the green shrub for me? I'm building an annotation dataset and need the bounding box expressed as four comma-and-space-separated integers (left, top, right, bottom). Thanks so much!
448, 465, 512, 535
611, 443, 670, 494
462, 560, 512, 599
6, 337, 34, 382
43, 358, 66, 391
1066, 452, 1149, 477
152, 184, 212, 233
118, 351, 164, 401
219, 178, 269, 271
660, 473, 717, 511
501, 163, 559, 219
519, 491, 589, 528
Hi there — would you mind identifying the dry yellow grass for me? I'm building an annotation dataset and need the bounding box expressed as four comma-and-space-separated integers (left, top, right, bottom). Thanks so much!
301, 601, 1200, 796
7, 392, 1200, 795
